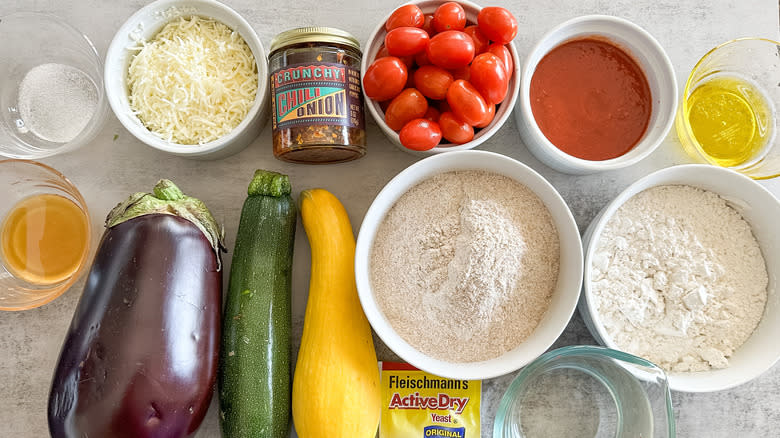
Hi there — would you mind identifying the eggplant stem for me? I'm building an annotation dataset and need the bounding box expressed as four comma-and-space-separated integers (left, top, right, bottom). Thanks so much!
153, 179, 185, 201
105, 179, 225, 270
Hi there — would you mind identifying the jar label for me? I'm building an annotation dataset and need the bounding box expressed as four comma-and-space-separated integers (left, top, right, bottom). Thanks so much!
270, 62, 364, 131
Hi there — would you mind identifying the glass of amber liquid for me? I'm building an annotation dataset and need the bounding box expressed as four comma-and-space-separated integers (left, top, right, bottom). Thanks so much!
0, 160, 91, 310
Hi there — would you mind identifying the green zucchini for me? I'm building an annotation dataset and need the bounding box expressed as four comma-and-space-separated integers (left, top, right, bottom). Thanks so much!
219, 169, 296, 438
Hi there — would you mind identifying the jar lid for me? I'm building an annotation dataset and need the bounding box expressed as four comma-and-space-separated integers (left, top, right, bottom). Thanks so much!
269, 27, 361, 53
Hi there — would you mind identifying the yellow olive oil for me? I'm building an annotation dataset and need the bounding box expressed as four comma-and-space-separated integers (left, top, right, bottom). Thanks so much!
1, 193, 89, 285
685, 76, 773, 167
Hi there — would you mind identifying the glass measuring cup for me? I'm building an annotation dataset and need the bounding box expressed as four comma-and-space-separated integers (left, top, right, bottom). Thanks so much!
0, 160, 91, 310
676, 37, 780, 179
493, 345, 675, 438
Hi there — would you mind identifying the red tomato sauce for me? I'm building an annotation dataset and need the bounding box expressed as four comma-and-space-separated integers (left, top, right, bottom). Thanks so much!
530, 38, 652, 161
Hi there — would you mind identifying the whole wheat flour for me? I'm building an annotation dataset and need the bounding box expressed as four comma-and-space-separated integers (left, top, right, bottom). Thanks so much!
591, 185, 768, 372
371, 170, 560, 363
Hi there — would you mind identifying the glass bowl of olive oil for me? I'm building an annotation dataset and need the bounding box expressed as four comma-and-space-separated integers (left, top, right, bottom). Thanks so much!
676, 37, 780, 179
0, 160, 91, 310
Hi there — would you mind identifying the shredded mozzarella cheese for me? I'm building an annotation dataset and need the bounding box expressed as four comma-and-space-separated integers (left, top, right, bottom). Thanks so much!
127, 16, 258, 145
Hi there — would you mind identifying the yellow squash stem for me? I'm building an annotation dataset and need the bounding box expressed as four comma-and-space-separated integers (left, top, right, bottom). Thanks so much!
293, 189, 381, 438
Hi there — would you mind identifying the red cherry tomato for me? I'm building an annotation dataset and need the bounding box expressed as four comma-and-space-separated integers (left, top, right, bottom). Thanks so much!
376, 47, 414, 67
385, 4, 425, 31
470, 53, 509, 104
385, 27, 430, 56
363, 57, 408, 101
384, 88, 428, 131
413, 65, 454, 100
451, 65, 470, 81
422, 14, 435, 35
415, 50, 431, 66
399, 118, 442, 151
433, 2, 466, 32
406, 68, 416, 88
439, 111, 474, 144
463, 25, 490, 54
376, 46, 390, 59
446, 79, 489, 126
474, 103, 495, 128
487, 43, 514, 77
427, 31, 475, 69
424, 106, 441, 122
477, 7, 518, 44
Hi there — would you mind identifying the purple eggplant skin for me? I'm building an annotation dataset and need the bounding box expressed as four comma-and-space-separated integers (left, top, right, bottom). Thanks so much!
48, 214, 221, 438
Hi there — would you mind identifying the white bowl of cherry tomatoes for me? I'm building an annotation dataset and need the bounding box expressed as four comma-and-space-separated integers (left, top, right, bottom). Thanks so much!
362, 0, 520, 154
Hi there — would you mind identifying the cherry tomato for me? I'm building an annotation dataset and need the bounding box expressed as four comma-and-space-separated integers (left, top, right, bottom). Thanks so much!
474, 103, 495, 128
406, 68, 416, 88
363, 57, 408, 101
399, 118, 442, 151
439, 111, 474, 144
451, 65, 470, 81
477, 7, 518, 44
470, 53, 509, 104
415, 50, 431, 67
424, 106, 441, 122
413, 65, 454, 100
446, 79, 489, 126
421, 14, 435, 35
385, 4, 425, 31
487, 43, 514, 77
384, 88, 428, 131
463, 25, 490, 54
427, 31, 475, 69
376, 46, 390, 58
433, 2, 466, 32
376, 46, 415, 67
385, 27, 430, 56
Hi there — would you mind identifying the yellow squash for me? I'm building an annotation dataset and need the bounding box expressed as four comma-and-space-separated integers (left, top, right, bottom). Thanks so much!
293, 189, 381, 438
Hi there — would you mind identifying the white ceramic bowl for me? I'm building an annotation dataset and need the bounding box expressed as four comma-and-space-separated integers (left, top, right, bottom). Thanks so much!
355, 150, 583, 380
362, 0, 521, 156
104, 0, 269, 160
516, 15, 677, 174
580, 164, 780, 392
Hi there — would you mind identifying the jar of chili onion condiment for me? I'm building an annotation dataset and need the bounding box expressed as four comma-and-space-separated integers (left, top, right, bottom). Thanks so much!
269, 27, 366, 164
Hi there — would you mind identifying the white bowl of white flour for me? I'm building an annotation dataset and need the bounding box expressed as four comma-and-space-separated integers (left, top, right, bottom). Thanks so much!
355, 150, 583, 380
580, 164, 780, 392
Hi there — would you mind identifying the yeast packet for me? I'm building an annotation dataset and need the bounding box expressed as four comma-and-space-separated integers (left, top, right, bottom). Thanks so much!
379, 362, 481, 438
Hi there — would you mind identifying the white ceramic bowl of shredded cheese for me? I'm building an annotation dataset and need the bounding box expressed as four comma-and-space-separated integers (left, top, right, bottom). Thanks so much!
355, 150, 583, 380
580, 164, 780, 392
104, 0, 268, 160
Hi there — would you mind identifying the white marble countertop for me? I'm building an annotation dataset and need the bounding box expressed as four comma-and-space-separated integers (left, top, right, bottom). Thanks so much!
1, 0, 778, 437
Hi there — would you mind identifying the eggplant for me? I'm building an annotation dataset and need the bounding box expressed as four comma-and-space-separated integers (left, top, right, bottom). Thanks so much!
48, 180, 225, 438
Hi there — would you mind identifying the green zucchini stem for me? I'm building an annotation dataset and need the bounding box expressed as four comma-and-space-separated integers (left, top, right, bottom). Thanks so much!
248, 170, 291, 197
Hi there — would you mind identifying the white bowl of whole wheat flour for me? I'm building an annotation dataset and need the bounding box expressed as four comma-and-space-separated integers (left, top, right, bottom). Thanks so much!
580, 164, 780, 392
355, 150, 583, 380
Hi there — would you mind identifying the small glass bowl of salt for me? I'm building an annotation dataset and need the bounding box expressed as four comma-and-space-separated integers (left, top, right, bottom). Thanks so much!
0, 12, 107, 159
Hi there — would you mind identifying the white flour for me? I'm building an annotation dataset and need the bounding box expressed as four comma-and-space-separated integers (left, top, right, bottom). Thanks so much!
371, 170, 560, 363
591, 185, 768, 372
